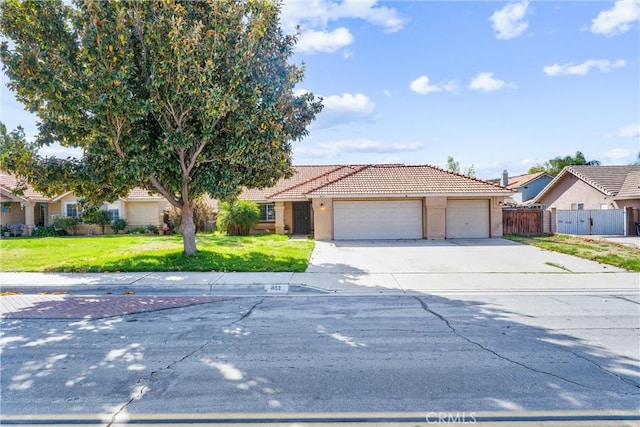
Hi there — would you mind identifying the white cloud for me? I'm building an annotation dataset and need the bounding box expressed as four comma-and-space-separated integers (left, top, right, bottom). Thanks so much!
489, 0, 530, 40
323, 93, 374, 115
590, 0, 640, 36
468, 72, 515, 92
605, 123, 640, 138
409, 76, 458, 95
280, 0, 407, 37
297, 28, 354, 54
295, 139, 424, 158
543, 59, 627, 76
328, 0, 407, 33
602, 148, 637, 162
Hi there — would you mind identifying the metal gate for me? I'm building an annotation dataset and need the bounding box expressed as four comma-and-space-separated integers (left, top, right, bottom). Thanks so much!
556, 209, 624, 235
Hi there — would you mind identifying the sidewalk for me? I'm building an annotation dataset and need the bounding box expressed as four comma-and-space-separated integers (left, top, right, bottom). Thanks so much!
1, 270, 638, 296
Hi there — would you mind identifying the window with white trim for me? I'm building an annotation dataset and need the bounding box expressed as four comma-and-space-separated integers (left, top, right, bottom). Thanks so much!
258, 203, 275, 222
570, 203, 584, 211
65, 203, 79, 217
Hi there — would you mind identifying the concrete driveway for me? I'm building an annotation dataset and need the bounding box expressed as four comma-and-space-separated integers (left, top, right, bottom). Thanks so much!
307, 238, 624, 274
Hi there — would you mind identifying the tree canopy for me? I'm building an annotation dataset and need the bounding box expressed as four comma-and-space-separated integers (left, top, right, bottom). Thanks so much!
528, 151, 600, 176
0, 0, 322, 254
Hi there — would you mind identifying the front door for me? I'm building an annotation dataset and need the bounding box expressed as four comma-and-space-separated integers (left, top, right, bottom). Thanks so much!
293, 202, 310, 234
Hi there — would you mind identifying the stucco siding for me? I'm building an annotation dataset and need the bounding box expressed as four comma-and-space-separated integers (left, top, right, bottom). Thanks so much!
537, 174, 616, 210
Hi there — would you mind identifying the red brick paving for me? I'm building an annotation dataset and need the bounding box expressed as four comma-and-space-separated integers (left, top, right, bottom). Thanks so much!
0, 295, 227, 319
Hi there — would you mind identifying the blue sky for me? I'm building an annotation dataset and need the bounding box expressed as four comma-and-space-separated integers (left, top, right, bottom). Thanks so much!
1, 0, 639, 179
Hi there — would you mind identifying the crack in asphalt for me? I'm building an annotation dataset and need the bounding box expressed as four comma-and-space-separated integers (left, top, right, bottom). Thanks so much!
609, 295, 640, 305
107, 298, 266, 426
412, 296, 640, 396
232, 298, 266, 324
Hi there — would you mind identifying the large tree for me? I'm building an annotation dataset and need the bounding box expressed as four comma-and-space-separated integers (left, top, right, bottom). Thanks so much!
0, 0, 322, 254
528, 151, 600, 176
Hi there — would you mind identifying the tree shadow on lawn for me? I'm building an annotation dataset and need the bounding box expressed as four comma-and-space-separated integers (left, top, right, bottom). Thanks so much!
46, 249, 309, 273
1, 288, 638, 418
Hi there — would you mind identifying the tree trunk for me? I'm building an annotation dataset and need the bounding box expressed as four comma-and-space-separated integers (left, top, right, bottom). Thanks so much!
181, 202, 197, 255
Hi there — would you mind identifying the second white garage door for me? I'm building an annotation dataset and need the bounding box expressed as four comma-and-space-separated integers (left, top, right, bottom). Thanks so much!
445, 199, 490, 238
334, 200, 423, 240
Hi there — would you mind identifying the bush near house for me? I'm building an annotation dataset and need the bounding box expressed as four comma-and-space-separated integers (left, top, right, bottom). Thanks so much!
53, 216, 78, 235
217, 200, 260, 236
111, 218, 128, 234
167, 197, 215, 234
82, 209, 111, 234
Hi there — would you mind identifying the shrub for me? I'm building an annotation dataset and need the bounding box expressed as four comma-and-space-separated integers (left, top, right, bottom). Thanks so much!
216, 200, 259, 236
167, 197, 215, 234
53, 216, 78, 235
81, 209, 111, 234
32, 226, 58, 237
130, 226, 146, 234
146, 224, 159, 234
111, 218, 128, 234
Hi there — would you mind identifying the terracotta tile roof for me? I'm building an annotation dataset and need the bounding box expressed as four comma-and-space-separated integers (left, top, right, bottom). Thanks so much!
270, 165, 368, 199
125, 187, 164, 199
240, 165, 351, 200
565, 165, 640, 196
241, 164, 510, 201
0, 172, 49, 202
307, 164, 511, 195
614, 171, 640, 199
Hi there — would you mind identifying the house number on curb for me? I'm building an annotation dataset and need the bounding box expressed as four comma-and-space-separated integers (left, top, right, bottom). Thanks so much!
264, 284, 289, 294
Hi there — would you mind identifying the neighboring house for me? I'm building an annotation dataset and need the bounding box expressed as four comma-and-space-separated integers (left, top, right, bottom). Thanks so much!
1, 172, 169, 235
533, 165, 640, 235
492, 170, 553, 206
240, 164, 513, 240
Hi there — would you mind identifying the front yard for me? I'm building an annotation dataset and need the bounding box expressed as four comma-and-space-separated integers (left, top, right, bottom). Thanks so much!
504, 234, 640, 272
0, 233, 314, 273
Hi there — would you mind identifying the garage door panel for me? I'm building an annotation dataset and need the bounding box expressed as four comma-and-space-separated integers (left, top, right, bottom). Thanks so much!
445, 199, 489, 238
334, 200, 422, 240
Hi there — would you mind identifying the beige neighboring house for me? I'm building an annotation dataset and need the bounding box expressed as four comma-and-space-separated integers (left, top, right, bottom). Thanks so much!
533, 165, 640, 234
240, 164, 513, 240
1, 171, 169, 236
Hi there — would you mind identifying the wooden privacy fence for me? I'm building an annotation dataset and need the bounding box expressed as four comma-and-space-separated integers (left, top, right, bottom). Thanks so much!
503, 208, 543, 235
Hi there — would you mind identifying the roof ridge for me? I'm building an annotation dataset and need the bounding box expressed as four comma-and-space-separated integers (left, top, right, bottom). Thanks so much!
305, 165, 372, 195
565, 165, 615, 196
267, 165, 346, 198
427, 163, 511, 190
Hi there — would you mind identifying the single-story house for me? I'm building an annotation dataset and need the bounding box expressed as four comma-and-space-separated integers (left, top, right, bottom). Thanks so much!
240, 164, 513, 240
1, 171, 169, 235
533, 165, 640, 235
489, 170, 553, 206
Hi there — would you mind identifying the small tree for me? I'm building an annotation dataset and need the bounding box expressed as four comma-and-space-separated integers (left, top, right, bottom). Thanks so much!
111, 218, 128, 234
217, 200, 260, 236
82, 208, 110, 234
53, 216, 78, 235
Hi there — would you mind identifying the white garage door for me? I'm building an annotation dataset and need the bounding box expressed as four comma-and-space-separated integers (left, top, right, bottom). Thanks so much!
446, 199, 490, 238
334, 200, 423, 240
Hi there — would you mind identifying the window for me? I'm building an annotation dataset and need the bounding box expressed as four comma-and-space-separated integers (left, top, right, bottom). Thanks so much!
259, 203, 275, 222
570, 203, 584, 211
65, 203, 79, 217
600, 204, 609, 210
104, 201, 121, 221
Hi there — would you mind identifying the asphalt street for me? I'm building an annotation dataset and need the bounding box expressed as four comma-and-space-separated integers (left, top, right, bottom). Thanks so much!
1, 291, 639, 425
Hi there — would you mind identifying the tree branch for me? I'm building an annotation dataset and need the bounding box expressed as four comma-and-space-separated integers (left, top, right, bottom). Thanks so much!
149, 175, 180, 208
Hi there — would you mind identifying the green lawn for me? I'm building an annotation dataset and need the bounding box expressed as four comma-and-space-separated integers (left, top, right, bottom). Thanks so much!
0, 233, 314, 273
504, 234, 640, 272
